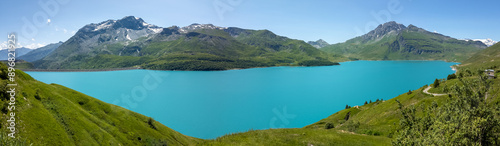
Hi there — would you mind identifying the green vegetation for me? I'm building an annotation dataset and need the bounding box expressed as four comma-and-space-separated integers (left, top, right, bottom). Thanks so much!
460, 43, 500, 72
433, 78, 440, 88
35, 26, 344, 71
204, 128, 391, 145
0, 63, 202, 145
393, 76, 500, 145
321, 25, 485, 62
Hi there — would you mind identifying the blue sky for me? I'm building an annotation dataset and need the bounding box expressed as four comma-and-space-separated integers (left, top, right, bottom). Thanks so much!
1, 0, 499, 49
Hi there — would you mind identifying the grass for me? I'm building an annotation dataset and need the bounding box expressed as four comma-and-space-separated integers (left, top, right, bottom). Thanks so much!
0, 63, 203, 145
204, 128, 391, 146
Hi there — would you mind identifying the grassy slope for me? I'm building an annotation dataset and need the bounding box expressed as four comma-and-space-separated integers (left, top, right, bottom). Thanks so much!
460, 43, 500, 71
205, 128, 391, 145
0, 63, 202, 145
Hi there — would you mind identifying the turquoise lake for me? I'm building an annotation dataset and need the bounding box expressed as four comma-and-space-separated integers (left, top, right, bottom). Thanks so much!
26, 61, 458, 139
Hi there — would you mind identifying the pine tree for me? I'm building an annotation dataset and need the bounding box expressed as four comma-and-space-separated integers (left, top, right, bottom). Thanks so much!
433, 78, 440, 88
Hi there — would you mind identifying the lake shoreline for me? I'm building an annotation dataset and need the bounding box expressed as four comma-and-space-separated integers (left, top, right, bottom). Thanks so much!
22, 59, 459, 72
21, 67, 141, 72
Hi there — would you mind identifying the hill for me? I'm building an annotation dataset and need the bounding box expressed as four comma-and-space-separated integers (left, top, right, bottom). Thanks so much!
33, 16, 342, 71
459, 43, 500, 71
18, 42, 63, 62
321, 21, 487, 62
0, 48, 32, 61
0, 63, 202, 145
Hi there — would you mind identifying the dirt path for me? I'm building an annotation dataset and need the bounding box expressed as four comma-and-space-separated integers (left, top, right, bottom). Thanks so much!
423, 86, 447, 96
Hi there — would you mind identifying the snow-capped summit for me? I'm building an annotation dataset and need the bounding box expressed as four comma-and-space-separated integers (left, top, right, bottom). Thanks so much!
179, 23, 227, 33
472, 39, 497, 47
462, 38, 498, 47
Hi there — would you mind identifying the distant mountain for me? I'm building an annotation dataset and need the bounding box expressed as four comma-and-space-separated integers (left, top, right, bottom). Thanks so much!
463, 39, 497, 47
0, 47, 32, 60
307, 39, 330, 48
321, 21, 487, 62
18, 42, 63, 62
34, 16, 340, 70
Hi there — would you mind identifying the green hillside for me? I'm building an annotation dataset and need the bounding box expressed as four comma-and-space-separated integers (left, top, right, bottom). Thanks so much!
321, 22, 486, 62
460, 43, 500, 72
0, 63, 202, 145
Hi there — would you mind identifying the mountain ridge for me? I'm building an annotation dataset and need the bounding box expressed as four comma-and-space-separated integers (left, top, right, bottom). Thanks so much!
321, 21, 487, 62
34, 16, 341, 70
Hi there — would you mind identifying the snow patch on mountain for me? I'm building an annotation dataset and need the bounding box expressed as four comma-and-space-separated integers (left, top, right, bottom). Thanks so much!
462, 38, 498, 47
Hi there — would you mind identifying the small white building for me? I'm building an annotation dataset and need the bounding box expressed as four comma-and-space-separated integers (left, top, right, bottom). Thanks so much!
485, 69, 495, 79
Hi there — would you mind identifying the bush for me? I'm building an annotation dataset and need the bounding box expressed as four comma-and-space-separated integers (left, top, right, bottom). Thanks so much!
366, 130, 382, 136
407, 90, 412, 95
345, 120, 360, 132
325, 123, 334, 129
148, 118, 157, 130
447, 74, 457, 80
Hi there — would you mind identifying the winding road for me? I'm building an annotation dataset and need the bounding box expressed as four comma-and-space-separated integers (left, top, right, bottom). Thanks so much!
423, 86, 447, 96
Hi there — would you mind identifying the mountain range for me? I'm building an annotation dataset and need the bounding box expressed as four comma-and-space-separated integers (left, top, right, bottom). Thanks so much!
17, 17, 492, 70
31, 16, 339, 70
320, 21, 488, 62
17, 42, 63, 62
0, 47, 32, 60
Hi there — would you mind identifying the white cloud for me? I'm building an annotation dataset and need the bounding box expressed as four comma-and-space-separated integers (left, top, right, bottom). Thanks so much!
0, 42, 45, 50
31, 38, 35, 41
63, 29, 68, 34
0, 41, 7, 50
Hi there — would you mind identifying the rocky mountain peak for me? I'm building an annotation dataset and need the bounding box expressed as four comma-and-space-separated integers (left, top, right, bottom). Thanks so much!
361, 21, 406, 41
307, 39, 330, 48
179, 23, 227, 33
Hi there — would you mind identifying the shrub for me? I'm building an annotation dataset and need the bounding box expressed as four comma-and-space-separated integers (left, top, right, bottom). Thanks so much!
325, 123, 334, 129
447, 74, 457, 80
148, 118, 157, 130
